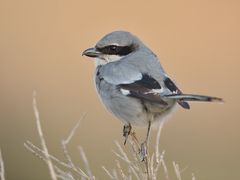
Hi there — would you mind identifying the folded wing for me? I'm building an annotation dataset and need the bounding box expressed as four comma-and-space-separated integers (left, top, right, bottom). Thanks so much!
118, 74, 168, 106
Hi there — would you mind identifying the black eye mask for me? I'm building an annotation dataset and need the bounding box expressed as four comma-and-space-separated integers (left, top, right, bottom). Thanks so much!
96, 44, 135, 56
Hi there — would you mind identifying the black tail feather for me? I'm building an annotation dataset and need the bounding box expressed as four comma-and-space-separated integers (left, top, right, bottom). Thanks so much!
178, 100, 190, 109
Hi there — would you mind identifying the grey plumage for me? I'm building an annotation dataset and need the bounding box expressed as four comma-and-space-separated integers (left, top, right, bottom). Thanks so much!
82, 31, 222, 128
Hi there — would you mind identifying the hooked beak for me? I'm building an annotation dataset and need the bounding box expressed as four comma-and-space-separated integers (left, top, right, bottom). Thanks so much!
82, 47, 102, 58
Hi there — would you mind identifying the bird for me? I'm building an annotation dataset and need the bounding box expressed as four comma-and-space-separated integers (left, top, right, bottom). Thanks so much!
82, 31, 222, 149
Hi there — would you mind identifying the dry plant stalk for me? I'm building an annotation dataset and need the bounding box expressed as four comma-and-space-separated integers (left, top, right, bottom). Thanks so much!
25, 92, 93, 180
32, 92, 57, 180
103, 122, 168, 180
25, 92, 195, 180
103, 121, 197, 180
0, 149, 5, 180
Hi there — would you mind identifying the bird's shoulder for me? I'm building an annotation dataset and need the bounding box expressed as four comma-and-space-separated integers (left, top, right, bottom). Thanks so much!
96, 59, 143, 85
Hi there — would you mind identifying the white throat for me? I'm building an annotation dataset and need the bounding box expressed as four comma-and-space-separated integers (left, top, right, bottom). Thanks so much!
94, 55, 124, 67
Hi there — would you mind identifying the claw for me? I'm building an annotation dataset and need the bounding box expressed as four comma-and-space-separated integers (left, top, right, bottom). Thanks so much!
140, 141, 147, 161
140, 121, 152, 161
123, 124, 132, 145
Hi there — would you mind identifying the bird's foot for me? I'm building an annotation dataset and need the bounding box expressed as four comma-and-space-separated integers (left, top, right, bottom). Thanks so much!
140, 141, 148, 162
123, 124, 132, 145
139, 121, 151, 161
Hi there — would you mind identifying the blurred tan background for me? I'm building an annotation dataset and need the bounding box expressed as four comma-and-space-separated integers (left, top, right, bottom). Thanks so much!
0, 0, 239, 179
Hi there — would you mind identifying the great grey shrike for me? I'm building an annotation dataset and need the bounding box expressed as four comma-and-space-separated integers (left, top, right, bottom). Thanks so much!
82, 31, 222, 145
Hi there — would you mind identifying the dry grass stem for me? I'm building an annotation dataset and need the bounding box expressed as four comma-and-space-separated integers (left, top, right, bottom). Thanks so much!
102, 166, 115, 179
112, 169, 119, 180
63, 113, 86, 145
114, 141, 131, 163
0, 149, 5, 180
25, 92, 92, 179
26, 92, 195, 179
61, 113, 86, 171
192, 173, 196, 180
173, 161, 182, 180
155, 122, 164, 163
78, 146, 95, 179
103, 121, 193, 180
115, 160, 126, 179
24, 141, 89, 178
32, 91, 57, 180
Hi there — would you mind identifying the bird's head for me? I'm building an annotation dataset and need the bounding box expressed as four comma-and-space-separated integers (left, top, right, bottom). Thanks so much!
82, 31, 144, 66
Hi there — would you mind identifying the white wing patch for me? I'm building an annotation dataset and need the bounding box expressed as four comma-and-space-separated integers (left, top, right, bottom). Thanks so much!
120, 89, 130, 95
144, 88, 164, 95
120, 88, 163, 96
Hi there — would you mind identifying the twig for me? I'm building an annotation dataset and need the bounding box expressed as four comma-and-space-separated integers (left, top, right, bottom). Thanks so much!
144, 154, 150, 180
102, 166, 115, 179
25, 142, 76, 179
112, 169, 119, 180
112, 143, 140, 174
24, 141, 89, 178
32, 91, 57, 180
114, 141, 131, 163
78, 146, 94, 179
192, 173, 196, 180
54, 166, 75, 180
159, 151, 169, 180
173, 161, 182, 180
129, 166, 140, 180
155, 122, 164, 164
150, 153, 154, 180
115, 160, 126, 179
155, 122, 170, 179
62, 113, 87, 145
26, 92, 196, 180
61, 141, 75, 170
25, 99, 91, 180
61, 113, 87, 169
0, 149, 5, 180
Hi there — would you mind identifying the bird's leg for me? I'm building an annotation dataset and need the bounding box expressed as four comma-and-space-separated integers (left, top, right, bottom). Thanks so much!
139, 121, 152, 180
123, 123, 132, 145
140, 121, 152, 161
145, 120, 151, 144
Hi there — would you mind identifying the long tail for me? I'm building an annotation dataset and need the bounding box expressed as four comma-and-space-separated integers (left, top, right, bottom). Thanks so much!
165, 94, 223, 102
164, 94, 223, 109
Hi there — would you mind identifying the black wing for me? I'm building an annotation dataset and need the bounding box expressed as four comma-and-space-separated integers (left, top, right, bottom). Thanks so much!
118, 74, 167, 106
164, 77, 190, 109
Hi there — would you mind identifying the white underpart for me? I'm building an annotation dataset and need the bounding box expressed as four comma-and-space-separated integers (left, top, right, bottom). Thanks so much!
144, 88, 164, 95
120, 89, 130, 95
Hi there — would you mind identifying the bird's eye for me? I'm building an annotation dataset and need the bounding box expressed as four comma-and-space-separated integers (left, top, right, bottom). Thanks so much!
97, 44, 134, 56
109, 45, 118, 52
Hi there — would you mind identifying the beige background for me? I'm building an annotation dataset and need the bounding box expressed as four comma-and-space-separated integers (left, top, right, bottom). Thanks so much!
0, 0, 239, 179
